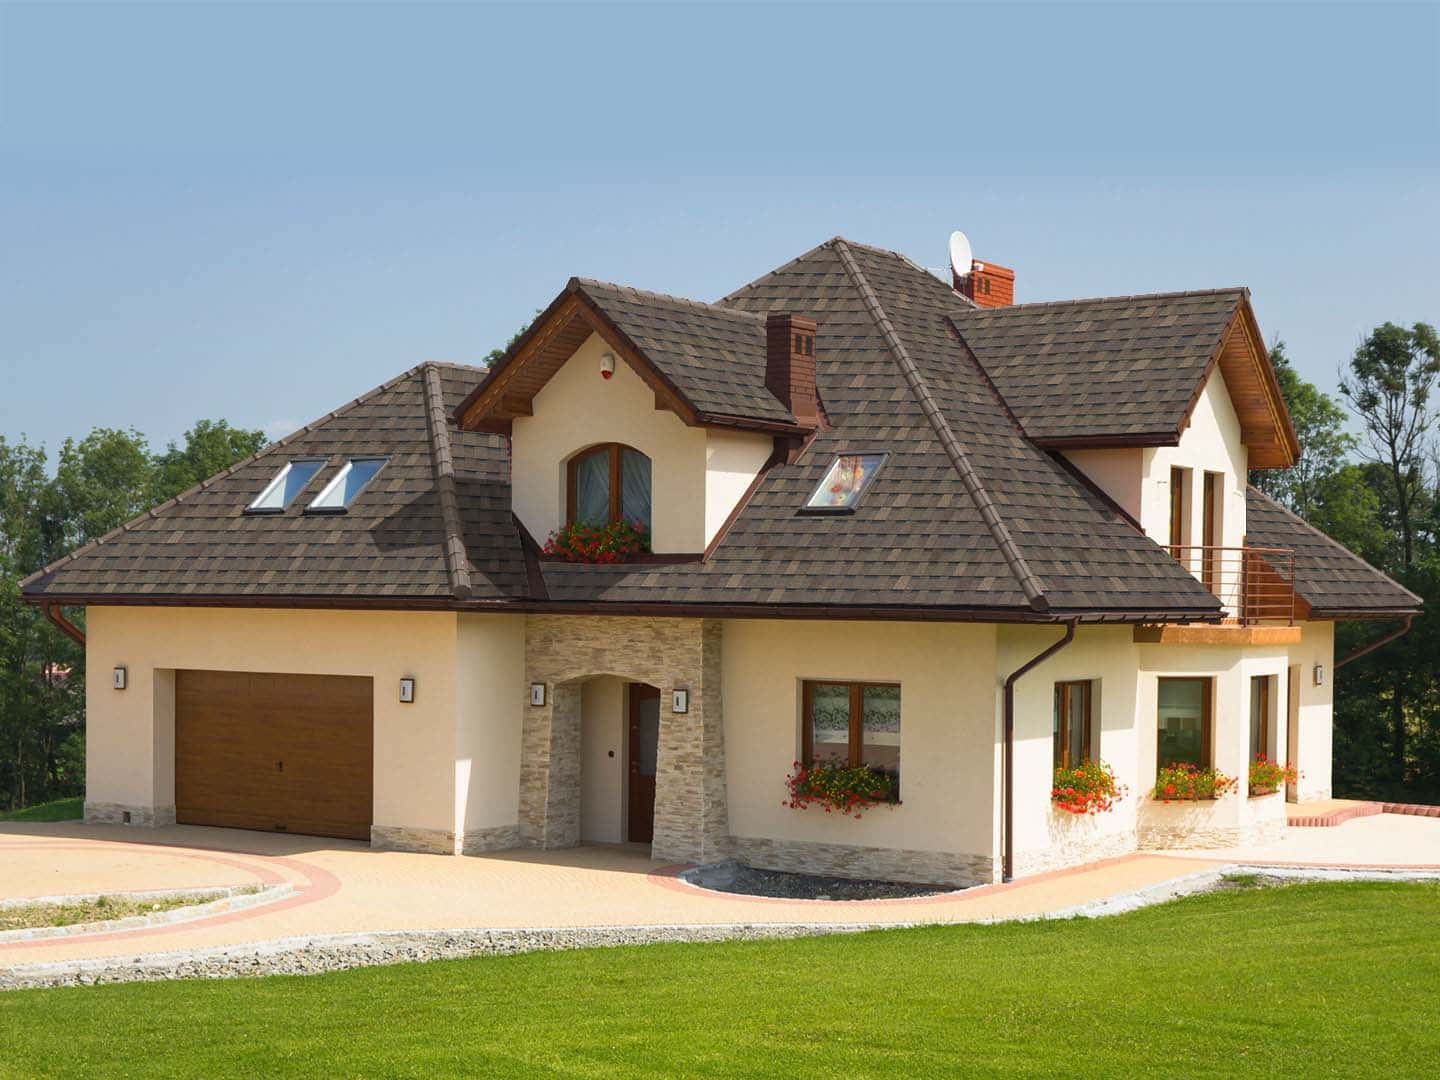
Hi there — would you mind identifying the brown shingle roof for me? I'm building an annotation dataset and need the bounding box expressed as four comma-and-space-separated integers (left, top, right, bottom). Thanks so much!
21, 237, 1416, 624
21, 364, 529, 602
952, 288, 1244, 443
1245, 487, 1421, 616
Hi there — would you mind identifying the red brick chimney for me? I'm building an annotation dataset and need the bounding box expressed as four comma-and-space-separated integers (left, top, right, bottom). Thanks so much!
765, 313, 820, 426
956, 259, 1015, 308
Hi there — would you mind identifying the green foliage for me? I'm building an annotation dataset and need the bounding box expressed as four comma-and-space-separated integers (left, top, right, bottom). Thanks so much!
1, 883, 1438, 1076
0, 421, 259, 812
152, 420, 266, 502
1252, 340, 1355, 516
0, 795, 82, 821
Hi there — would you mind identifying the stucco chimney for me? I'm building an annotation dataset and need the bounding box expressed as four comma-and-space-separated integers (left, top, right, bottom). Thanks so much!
956, 260, 1015, 308
765, 313, 820, 426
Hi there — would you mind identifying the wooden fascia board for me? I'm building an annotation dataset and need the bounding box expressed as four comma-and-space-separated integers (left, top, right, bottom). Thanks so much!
1032, 432, 1181, 450
1238, 296, 1301, 466
1174, 297, 1241, 440
455, 292, 583, 429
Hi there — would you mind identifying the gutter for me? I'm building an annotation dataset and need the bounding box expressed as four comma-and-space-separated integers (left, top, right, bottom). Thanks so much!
42, 603, 86, 646
1335, 614, 1415, 670
1001, 618, 1078, 882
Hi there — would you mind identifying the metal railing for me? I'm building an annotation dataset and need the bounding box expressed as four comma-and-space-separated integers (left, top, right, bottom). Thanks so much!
1166, 545, 1297, 625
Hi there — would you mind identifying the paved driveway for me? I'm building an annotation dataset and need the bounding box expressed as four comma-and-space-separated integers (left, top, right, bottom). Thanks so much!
3, 814, 1437, 971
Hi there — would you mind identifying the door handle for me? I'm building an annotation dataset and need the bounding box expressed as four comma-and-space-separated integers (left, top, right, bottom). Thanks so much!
277, 760, 284, 772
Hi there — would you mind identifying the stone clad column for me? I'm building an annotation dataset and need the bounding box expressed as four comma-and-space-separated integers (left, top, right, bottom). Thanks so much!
652, 620, 731, 864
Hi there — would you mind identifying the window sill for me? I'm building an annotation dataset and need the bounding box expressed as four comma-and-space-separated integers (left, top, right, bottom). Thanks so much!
1248, 787, 1279, 798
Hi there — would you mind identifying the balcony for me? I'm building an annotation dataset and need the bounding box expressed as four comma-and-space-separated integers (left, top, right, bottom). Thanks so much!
1134, 544, 1301, 645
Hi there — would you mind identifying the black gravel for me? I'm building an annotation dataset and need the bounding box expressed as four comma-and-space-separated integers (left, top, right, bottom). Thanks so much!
683, 862, 953, 901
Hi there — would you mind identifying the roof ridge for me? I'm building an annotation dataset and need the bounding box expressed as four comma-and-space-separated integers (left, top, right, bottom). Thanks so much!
1246, 484, 1424, 605
955, 286, 1248, 314
422, 363, 474, 600
716, 238, 836, 304
940, 316, 1027, 436
832, 239, 1050, 613
572, 277, 764, 321
19, 363, 432, 594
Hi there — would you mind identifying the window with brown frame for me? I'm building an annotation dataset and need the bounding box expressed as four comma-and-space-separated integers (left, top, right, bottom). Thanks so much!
801, 680, 901, 782
566, 443, 651, 531
1249, 674, 1274, 759
1201, 471, 1222, 589
1168, 466, 1189, 559
1157, 677, 1213, 769
1053, 680, 1094, 769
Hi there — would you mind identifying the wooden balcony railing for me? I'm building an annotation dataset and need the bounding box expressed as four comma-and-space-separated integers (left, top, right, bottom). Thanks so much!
1166, 545, 1297, 625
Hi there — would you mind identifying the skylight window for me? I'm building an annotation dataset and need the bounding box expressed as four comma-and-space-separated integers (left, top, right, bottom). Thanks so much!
246, 459, 325, 513
307, 458, 387, 513
803, 453, 887, 512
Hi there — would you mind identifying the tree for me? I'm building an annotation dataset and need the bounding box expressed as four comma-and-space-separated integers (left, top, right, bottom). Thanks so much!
1340, 322, 1440, 570
0, 421, 263, 811
482, 312, 542, 367
1251, 340, 1355, 517
153, 420, 266, 502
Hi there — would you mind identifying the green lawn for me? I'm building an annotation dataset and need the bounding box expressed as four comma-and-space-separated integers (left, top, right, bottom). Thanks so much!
0, 796, 81, 822
1, 881, 1437, 1078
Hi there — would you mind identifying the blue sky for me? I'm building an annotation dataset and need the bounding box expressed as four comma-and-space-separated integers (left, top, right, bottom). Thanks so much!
2, 1, 1437, 457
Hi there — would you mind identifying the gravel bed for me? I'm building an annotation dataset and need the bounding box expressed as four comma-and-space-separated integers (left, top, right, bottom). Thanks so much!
680, 861, 953, 900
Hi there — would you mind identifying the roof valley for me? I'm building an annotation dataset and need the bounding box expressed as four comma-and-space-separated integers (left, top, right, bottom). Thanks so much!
831, 238, 1051, 614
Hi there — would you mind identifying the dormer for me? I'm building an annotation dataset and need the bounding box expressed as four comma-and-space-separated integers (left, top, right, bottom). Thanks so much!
454, 279, 818, 554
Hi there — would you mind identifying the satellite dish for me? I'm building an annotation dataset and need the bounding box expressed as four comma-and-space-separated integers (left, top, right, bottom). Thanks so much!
948, 230, 974, 280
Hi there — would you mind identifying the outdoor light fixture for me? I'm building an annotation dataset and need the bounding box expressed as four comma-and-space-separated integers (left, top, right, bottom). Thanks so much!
112, 666, 127, 691
1313, 663, 1325, 687
530, 682, 546, 706
599, 351, 616, 380
672, 688, 689, 714
399, 677, 415, 704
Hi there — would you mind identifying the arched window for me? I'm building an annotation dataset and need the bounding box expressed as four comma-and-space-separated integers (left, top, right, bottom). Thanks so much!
567, 443, 651, 533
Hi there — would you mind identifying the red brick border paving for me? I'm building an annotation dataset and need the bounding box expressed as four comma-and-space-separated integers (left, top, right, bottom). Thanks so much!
1286, 802, 1384, 827
1383, 802, 1440, 819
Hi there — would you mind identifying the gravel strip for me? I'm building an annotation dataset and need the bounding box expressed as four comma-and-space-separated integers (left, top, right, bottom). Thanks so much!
4, 865, 1436, 991
0, 885, 289, 945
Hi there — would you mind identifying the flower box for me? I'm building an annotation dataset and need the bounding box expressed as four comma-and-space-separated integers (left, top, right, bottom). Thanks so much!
784, 761, 898, 819
1153, 762, 1237, 803
1248, 756, 1298, 798
542, 520, 650, 563
1052, 760, 1127, 815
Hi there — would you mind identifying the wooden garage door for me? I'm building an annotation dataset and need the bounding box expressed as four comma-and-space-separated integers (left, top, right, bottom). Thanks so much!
175, 670, 373, 841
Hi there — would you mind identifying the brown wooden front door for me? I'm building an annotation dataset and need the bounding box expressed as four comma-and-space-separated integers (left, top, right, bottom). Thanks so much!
175, 670, 374, 841
627, 683, 660, 844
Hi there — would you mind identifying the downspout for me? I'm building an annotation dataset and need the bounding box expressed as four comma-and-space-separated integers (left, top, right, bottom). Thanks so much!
1335, 615, 1414, 670
42, 602, 86, 646
1001, 618, 1078, 882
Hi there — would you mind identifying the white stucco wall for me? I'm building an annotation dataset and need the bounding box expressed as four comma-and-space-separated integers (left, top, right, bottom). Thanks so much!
579, 676, 626, 843
509, 332, 774, 553
1288, 620, 1335, 800
704, 429, 773, 544
1062, 448, 1143, 521
455, 613, 526, 838
1001, 625, 1142, 874
721, 619, 998, 862
1143, 367, 1249, 551
82, 606, 526, 844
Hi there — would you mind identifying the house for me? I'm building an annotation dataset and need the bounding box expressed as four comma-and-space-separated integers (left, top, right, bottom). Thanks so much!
21, 235, 1420, 885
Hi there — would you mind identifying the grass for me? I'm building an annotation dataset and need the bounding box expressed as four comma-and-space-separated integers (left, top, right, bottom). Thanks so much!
0, 892, 232, 933
0, 797, 82, 822
1, 881, 1437, 1078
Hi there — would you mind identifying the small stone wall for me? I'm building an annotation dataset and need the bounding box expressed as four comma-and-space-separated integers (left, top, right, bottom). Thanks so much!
732, 836, 993, 888
463, 824, 521, 854
371, 825, 456, 855
83, 802, 175, 828
1014, 821, 1138, 878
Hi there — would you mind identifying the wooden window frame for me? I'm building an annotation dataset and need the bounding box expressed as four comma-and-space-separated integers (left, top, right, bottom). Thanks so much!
566, 443, 646, 527
1157, 676, 1213, 770
1168, 466, 1188, 559
1201, 471, 1222, 589
800, 679, 901, 769
1249, 674, 1272, 760
1053, 680, 1093, 770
